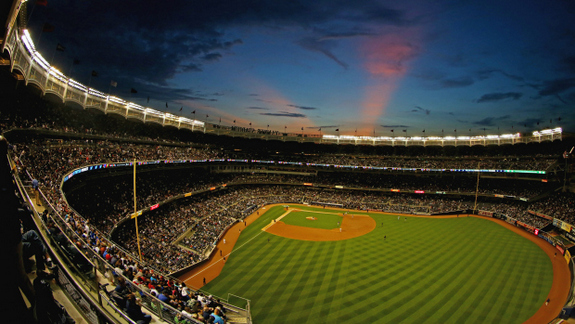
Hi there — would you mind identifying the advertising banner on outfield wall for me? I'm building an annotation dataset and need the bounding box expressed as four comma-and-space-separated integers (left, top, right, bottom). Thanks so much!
528, 210, 554, 220
556, 244, 565, 255
516, 221, 535, 233
565, 250, 572, 264
538, 233, 555, 246
478, 210, 493, 217
566, 232, 575, 243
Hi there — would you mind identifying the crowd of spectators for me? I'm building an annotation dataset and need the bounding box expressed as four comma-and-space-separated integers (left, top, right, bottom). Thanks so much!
530, 192, 575, 225
280, 154, 558, 171
12, 135, 566, 275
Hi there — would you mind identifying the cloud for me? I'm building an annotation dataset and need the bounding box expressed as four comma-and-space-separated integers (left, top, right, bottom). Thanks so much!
476, 92, 522, 103
562, 55, 575, 74
412, 106, 430, 115
381, 124, 409, 128
440, 77, 474, 88
476, 69, 525, 82
259, 112, 306, 118
124, 84, 221, 105
297, 37, 349, 69
414, 71, 476, 89
533, 78, 575, 104
202, 53, 223, 62
538, 78, 575, 97
362, 32, 420, 77
287, 104, 319, 110
472, 115, 511, 126
35, 0, 408, 92
246, 106, 270, 110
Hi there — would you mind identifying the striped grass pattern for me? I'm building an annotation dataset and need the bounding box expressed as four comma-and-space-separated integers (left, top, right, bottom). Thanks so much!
204, 206, 553, 323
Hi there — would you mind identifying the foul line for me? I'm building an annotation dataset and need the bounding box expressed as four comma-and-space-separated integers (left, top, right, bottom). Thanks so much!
187, 222, 268, 280
261, 208, 294, 231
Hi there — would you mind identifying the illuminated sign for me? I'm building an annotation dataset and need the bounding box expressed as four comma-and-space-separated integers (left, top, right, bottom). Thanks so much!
150, 203, 159, 211
414, 190, 425, 194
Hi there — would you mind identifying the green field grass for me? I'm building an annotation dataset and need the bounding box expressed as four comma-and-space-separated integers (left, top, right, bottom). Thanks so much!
203, 205, 553, 323
282, 210, 342, 229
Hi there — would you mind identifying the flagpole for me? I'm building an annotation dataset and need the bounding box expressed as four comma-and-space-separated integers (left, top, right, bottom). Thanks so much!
36, 29, 44, 51
67, 60, 75, 78
50, 46, 58, 66
28, 2, 38, 26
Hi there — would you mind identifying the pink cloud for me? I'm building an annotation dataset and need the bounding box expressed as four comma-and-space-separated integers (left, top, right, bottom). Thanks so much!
362, 32, 420, 77
358, 28, 421, 129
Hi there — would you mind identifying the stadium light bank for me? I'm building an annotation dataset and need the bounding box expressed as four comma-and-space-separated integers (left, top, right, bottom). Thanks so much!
322, 127, 561, 146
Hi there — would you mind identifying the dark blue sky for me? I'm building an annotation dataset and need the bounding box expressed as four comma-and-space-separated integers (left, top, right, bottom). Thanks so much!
28, 0, 575, 135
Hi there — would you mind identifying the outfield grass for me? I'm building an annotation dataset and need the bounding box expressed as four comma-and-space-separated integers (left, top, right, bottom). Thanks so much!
204, 205, 553, 324
281, 210, 342, 229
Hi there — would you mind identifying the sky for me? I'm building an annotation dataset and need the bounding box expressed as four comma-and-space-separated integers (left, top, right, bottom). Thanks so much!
27, 0, 575, 136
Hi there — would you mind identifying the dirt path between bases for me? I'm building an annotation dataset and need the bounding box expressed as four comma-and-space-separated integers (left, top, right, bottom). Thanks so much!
179, 206, 570, 323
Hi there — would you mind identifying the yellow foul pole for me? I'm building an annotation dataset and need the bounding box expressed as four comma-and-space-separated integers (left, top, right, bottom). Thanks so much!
473, 162, 480, 213
134, 159, 142, 261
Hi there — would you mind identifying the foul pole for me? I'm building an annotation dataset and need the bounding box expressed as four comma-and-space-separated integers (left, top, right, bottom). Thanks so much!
134, 159, 142, 261
473, 162, 480, 213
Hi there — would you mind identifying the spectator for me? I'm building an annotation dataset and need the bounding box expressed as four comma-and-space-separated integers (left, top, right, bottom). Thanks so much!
125, 293, 152, 324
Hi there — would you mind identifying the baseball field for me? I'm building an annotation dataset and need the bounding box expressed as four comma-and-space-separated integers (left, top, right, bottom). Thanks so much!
181, 205, 567, 323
